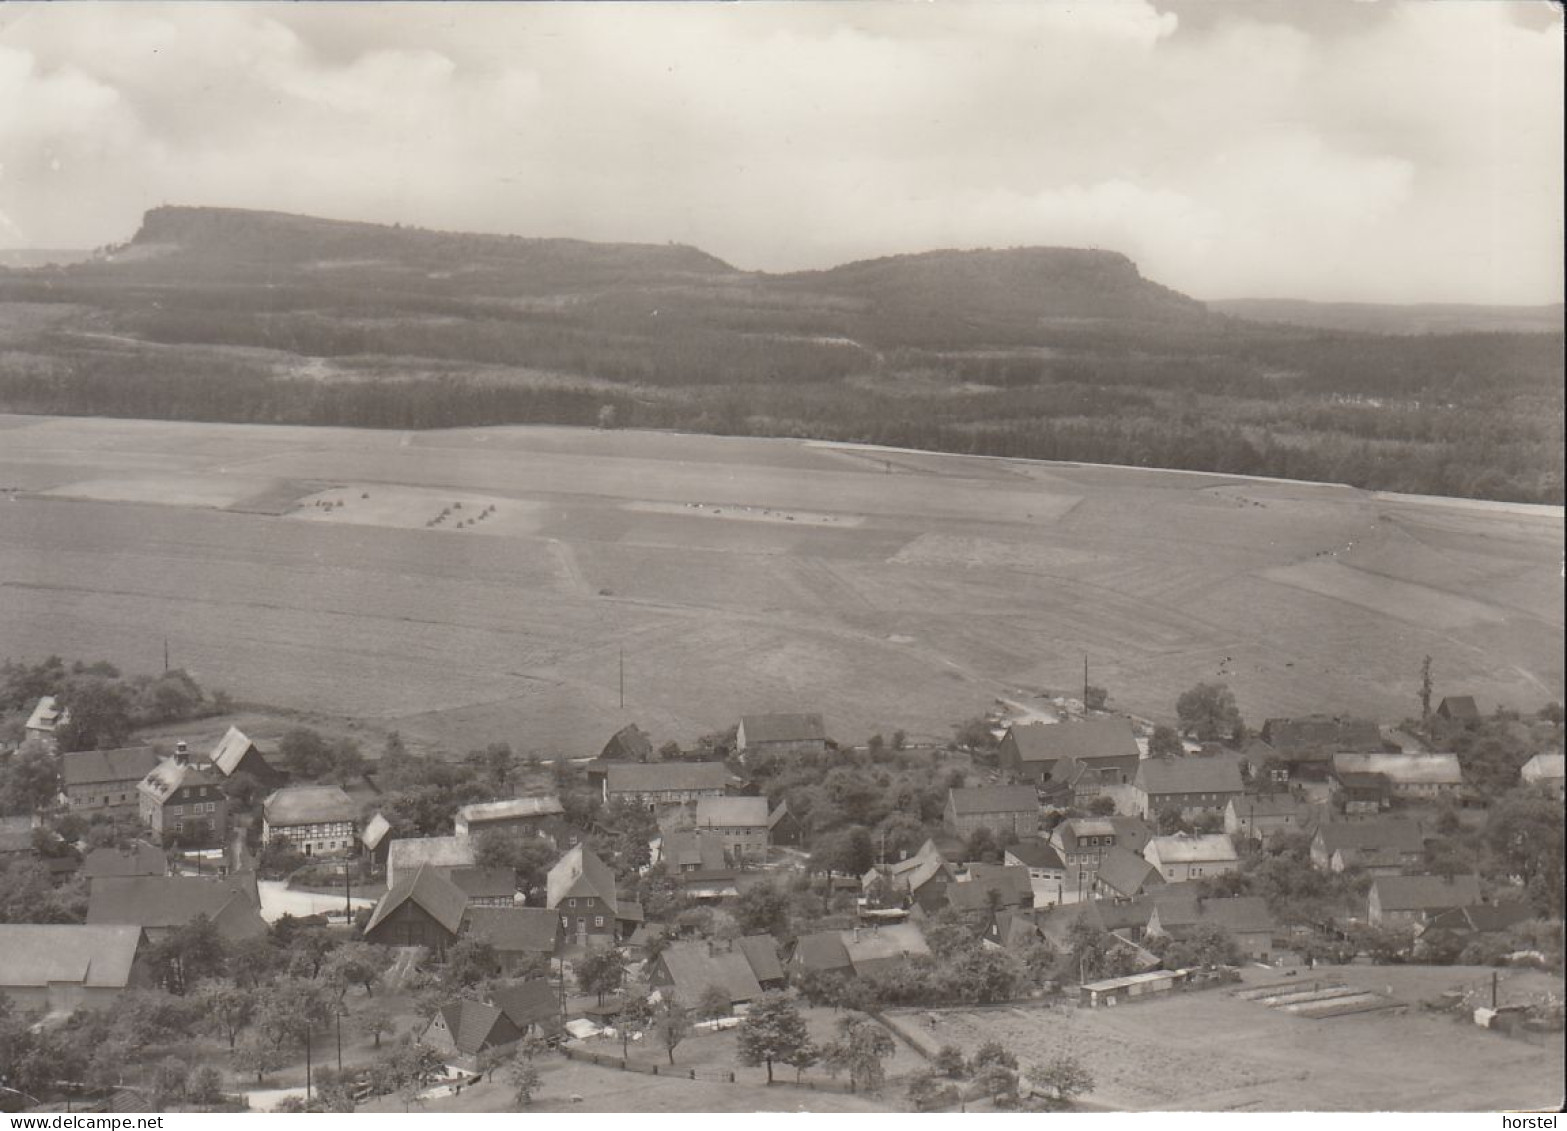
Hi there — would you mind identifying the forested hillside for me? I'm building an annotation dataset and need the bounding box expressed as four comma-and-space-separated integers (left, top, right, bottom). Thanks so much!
0, 206, 1559, 503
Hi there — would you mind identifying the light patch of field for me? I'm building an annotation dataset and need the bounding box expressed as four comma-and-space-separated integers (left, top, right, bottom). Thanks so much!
624, 499, 865, 528
1262, 559, 1510, 629
288, 484, 549, 536
890, 532, 1104, 572
39, 473, 277, 509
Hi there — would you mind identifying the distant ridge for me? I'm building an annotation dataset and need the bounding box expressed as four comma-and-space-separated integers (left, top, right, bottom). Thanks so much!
1211, 297, 1565, 336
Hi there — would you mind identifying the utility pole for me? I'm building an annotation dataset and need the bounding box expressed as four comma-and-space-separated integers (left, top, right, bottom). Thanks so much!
1083, 653, 1089, 705
336, 1008, 343, 1074
163, 638, 170, 674
1491, 971, 1499, 1009
619, 649, 625, 710
344, 860, 353, 920
305, 1027, 313, 1108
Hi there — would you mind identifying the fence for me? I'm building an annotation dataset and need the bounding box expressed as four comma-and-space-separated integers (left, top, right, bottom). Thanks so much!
557, 1045, 867, 1096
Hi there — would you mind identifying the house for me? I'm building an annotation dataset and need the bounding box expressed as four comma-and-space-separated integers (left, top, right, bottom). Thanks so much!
1146, 894, 1275, 960
862, 839, 953, 913
261, 785, 359, 857
0, 815, 40, 858
1367, 874, 1482, 926
599, 724, 655, 762
789, 931, 854, 977
485, 980, 566, 1040
24, 695, 68, 751
1330, 753, 1463, 800
60, 746, 160, 815
386, 835, 476, 889
1142, 834, 1239, 883
1036, 754, 1102, 808
767, 800, 805, 847
1330, 770, 1393, 815
1004, 838, 1067, 884
421, 999, 525, 1068
984, 910, 1047, 952
362, 863, 470, 956
660, 830, 737, 899
602, 762, 730, 808
462, 907, 561, 971
737, 713, 828, 759
648, 940, 765, 1010
1079, 969, 1185, 1007
454, 796, 568, 843
1224, 795, 1321, 844
86, 874, 266, 944
1093, 845, 1166, 902
692, 795, 770, 866
1049, 818, 1123, 876
947, 863, 1034, 914
80, 843, 167, 881
0, 924, 145, 1013
136, 754, 228, 849
944, 785, 1040, 839
546, 845, 643, 947
443, 866, 518, 908
736, 934, 788, 990
1132, 755, 1245, 821
1436, 696, 1481, 724
998, 718, 1141, 786
841, 923, 931, 976
205, 726, 286, 788
361, 812, 393, 874
1310, 818, 1426, 873
1236, 738, 1289, 786
1519, 753, 1564, 798
1261, 715, 1387, 756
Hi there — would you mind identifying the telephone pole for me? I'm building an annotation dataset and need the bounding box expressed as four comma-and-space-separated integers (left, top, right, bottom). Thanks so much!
163, 638, 170, 674
619, 648, 625, 710
1083, 653, 1089, 705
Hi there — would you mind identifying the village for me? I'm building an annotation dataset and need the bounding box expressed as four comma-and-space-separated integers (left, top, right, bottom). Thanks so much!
0, 656, 1562, 1114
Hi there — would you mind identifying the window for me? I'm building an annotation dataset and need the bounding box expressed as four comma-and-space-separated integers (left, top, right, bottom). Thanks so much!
595, 916, 605, 927
568, 898, 576, 908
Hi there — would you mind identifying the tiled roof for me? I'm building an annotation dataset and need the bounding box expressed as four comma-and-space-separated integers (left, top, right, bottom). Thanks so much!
457, 796, 566, 823
431, 999, 513, 1057
792, 931, 852, 973
25, 696, 64, 731
1262, 715, 1385, 754
0, 924, 142, 990
545, 844, 618, 912
1332, 753, 1463, 786
61, 746, 159, 787
948, 785, 1039, 816
741, 713, 826, 744
1135, 755, 1245, 795
1144, 833, 1239, 865
656, 942, 763, 1003
208, 726, 269, 777
87, 874, 265, 939
81, 843, 166, 880
1096, 845, 1163, 899
1437, 696, 1480, 720
736, 934, 785, 983
1372, 873, 1482, 912
1005, 718, 1139, 763
387, 836, 475, 885
1152, 894, 1273, 933
361, 812, 392, 851
842, 924, 930, 972
365, 862, 471, 936
1005, 838, 1065, 870
605, 762, 730, 794
263, 785, 357, 826
138, 756, 223, 802
599, 724, 654, 762
463, 907, 560, 954
441, 866, 517, 901
486, 980, 563, 1032
695, 795, 769, 828
1315, 819, 1425, 855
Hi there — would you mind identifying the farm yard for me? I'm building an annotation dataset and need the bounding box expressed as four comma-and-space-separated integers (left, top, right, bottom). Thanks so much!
886, 964, 1565, 1112
0, 413, 1561, 757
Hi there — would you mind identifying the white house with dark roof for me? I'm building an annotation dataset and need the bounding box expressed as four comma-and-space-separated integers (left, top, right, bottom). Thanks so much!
1142, 833, 1240, 883
262, 784, 359, 857
737, 713, 828, 759
944, 785, 1040, 839
0, 924, 145, 1013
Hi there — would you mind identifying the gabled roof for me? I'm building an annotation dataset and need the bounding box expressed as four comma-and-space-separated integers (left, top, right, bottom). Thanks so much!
1332, 753, 1463, 786
767, 800, 797, 830
1152, 894, 1274, 934
695, 795, 769, 828
263, 784, 357, 826
736, 934, 786, 983
138, 756, 224, 802
463, 907, 560, 954
1096, 845, 1164, 899
366, 862, 470, 937
792, 930, 853, 973
1108, 816, 1154, 854
486, 980, 564, 1032
26, 695, 65, 731
1437, 696, 1480, 720
430, 999, 516, 1058
0, 816, 35, 854
207, 726, 272, 777
1135, 755, 1245, 795
656, 941, 764, 1003
1372, 874, 1482, 912
87, 874, 265, 939
1004, 838, 1065, 870
1262, 715, 1385, 754
81, 843, 166, 880
1332, 770, 1391, 792
441, 866, 517, 901
741, 713, 826, 745
661, 829, 729, 873
1314, 819, 1425, 855
1426, 903, 1534, 934
1144, 833, 1239, 866
0, 925, 142, 990
61, 746, 160, 787
545, 844, 618, 912
361, 812, 392, 851
457, 796, 566, 824
842, 923, 930, 972
958, 863, 1033, 905
1005, 718, 1139, 764
990, 910, 1046, 950
599, 724, 654, 762
387, 836, 475, 883
1521, 752, 1565, 782
948, 785, 1039, 816
605, 761, 731, 795
1226, 794, 1318, 821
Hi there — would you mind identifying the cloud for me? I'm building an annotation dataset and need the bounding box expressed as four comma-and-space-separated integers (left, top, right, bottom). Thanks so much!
0, 1, 1559, 302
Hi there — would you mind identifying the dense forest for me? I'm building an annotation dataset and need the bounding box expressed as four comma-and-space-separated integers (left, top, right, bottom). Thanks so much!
0, 207, 1559, 503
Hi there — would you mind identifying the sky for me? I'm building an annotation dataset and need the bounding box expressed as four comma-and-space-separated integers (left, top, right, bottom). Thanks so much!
0, 1, 1561, 304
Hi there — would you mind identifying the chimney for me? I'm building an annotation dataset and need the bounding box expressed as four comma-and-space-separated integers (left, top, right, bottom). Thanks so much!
174, 743, 190, 766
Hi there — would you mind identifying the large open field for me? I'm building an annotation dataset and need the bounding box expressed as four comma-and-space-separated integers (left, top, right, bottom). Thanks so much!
885, 965, 1566, 1112
0, 414, 1560, 757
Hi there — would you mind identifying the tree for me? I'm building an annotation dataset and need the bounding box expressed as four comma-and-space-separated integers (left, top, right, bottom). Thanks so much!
1486, 790, 1564, 915
1175, 682, 1243, 743
969, 1040, 1018, 1073
323, 941, 391, 998
597, 403, 618, 430
148, 915, 229, 994
1148, 725, 1184, 760
783, 1037, 821, 1083
735, 991, 813, 1084
356, 1002, 396, 1048
192, 980, 255, 1048
965, 826, 1001, 864
649, 999, 692, 1065
1029, 1054, 1095, 1105
823, 1013, 895, 1093
908, 1072, 959, 1111
472, 831, 558, 899
153, 1056, 190, 1106
952, 718, 997, 751
54, 680, 132, 752
509, 1058, 542, 1105
973, 1062, 1020, 1108
0, 748, 62, 816
187, 1065, 224, 1107
809, 826, 873, 877
697, 983, 733, 1021
231, 1032, 286, 1083
576, 946, 626, 1005
933, 1044, 967, 1078
443, 937, 500, 989
735, 883, 791, 937
614, 992, 653, 1058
